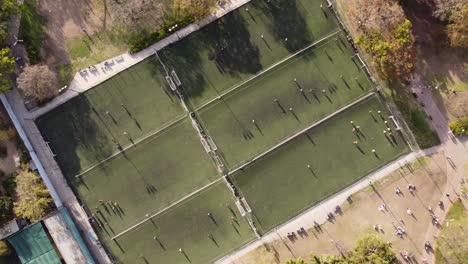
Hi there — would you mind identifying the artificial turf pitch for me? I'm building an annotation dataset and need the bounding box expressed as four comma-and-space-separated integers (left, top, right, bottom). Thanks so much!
197, 32, 371, 169
106, 182, 255, 264
160, 0, 340, 107
230, 96, 410, 232
33, 0, 411, 262
36, 59, 184, 177
76, 118, 218, 235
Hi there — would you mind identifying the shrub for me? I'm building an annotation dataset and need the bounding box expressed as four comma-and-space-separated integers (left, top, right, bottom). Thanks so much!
0, 197, 13, 224
13, 168, 53, 222
128, 16, 195, 53
2, 174, 16, 197
449, 116, 468, 136
0, 240, 10, 256
0, 127, 15, 141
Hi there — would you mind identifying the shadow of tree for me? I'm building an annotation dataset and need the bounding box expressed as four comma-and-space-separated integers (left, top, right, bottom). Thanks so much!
253, 0, 313, 52
203, 13, 262, 75
36, 95, 115, 179
159, 11, 261, 100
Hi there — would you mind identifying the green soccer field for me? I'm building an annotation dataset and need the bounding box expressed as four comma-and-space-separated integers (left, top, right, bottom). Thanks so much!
36, 59, 184, 177
160, 0, 340, 107
197, 32, 371, 169
230, 96, 410, 232
33, 0, 413, 263
75, 118, 219, 235
106, 182, 255, 264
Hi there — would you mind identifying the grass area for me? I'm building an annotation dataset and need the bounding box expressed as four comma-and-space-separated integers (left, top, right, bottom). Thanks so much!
230, 96, 409, 232
198, 33, 372, 169
56, 64, 74, 87
435, 201, 468, 264
160, 0, 340, 107
36, 59, 185, 177
19, 0, 45, 64
75, 118, 218, 235
394, 96, 440, 149
106, 182, 255, 264
66, 29, 129, 72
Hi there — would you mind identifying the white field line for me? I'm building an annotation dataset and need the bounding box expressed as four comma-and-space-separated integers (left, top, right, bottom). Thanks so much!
196, 29, 343, 111
75, 115, 186, 178
28, 0, 256, 120
216, 147, 442, 264
110, 178, 223, 241
228, 92, 375, 176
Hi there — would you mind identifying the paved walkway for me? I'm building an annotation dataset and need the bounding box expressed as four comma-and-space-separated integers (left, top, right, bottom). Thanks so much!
409, 75, 468, 264
216, 146, 441, 263
27, 0, 253, 120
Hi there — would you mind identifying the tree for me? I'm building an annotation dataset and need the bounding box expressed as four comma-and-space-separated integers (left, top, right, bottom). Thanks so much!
0, 48, 15, 92
13, 168, 53, 222
17, 65, 59, 101
172, 0, 217, 21
446, 3, 468, 48
108, 0, 166, 29
0, 240, 10, 256
432, 0, 464, 22
0, 197, 13, 224
346, 0, 415, 82
286, 234, 396, 264
348, 234, 397, 263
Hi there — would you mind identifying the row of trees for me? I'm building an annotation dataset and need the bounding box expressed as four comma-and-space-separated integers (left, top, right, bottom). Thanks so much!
346, 0, 415, 83
127, 0, 218, 53
286, 234, 397, 264
433, 0, 468, 48
0, 166, 52, 224
0, 0, 17, 93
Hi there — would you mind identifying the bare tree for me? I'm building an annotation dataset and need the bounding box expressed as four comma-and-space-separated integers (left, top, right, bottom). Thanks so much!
172, 0, 218, 21
345, 0, 415, 82
347, 0, 405, 38
17, 65, 59, 101
447, 3, 468, 48
432, 0, 464, 22
108, 0, 166, 29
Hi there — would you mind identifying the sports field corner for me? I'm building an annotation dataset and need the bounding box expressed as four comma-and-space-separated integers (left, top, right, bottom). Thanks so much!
106, 181, 255, 264
31, 0, 414, 263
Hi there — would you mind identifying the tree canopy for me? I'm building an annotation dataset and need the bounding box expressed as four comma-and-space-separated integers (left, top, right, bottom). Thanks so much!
345, 0, 415, 82
0, 196, 13, 224
0, 48, 15, 92
446, 3, 468, 48
17, 65, 59, 101
286, 234, 397, 264
172, 0, 217, 21
13, 168, 53, 222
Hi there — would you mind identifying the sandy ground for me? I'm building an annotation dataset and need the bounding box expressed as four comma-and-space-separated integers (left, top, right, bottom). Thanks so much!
232, 152, 453, 263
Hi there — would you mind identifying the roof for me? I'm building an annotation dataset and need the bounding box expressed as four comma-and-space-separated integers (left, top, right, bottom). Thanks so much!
7, 222, 61, 264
